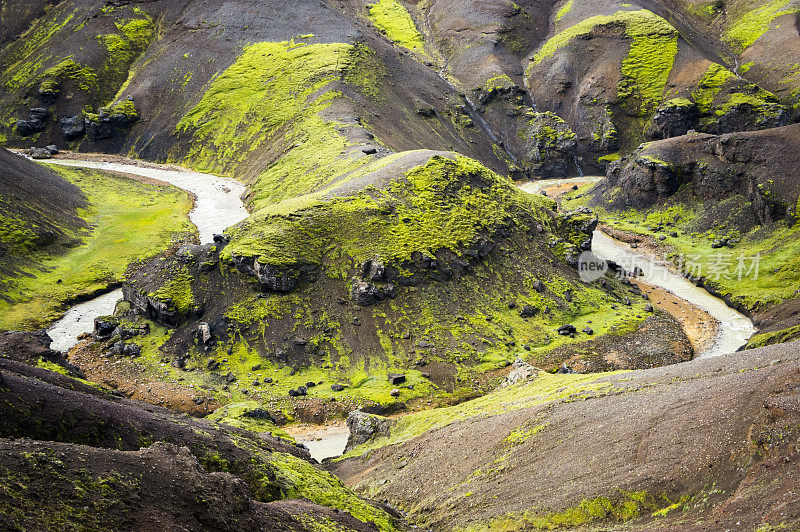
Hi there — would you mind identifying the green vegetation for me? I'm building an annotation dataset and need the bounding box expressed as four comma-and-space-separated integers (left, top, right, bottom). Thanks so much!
177, 39, 374, 205
530, 9, 677, 116
747, 323, 800, 349
725, 0, 800, 53
0, 450, 139, 531
367, 0, 427, 55
460, 491, 689, 531
692, 64, 737, 114
205, 401, 293, 439
597, 199, 800, 312
344, 43, 389, 101
341, 371, 625, 458
39, 58, 99, 95
0, 166, 193, 330
555, 0, 574, 23
531, 10, 674, 66
616, 13, 678, 115
222, 154, 541, 271
97, 11, 156, 80
148, 266, 195, 315
270, 452, 400, 531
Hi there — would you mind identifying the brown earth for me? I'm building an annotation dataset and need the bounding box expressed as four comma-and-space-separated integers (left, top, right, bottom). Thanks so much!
329, 341, 800, 531
67, 338, 219, 416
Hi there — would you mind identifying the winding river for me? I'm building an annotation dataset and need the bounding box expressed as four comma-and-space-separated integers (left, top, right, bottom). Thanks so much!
45, 159, 249, 352
518, 176, 755, 358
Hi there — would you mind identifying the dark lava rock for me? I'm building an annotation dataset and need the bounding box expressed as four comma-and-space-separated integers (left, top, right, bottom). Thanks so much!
305, 381, 317, 388
224, 372, 237, 383
345, 410, 396, 451
60, 114, 85, 139
29, 147, 52, 159
556, 363, 576, 374
331, 384, 346, 392
582, 327, 594, 335
520, 304, 538, 318
557, 324, 577, 336
350, 279, 397, 306
94, 317, 119, 338
122, 344, 141, 357
387, 373, 406, 385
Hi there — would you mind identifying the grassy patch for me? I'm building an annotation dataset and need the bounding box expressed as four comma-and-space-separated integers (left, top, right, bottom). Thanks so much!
269, 452, 400, 531
340, 371, 625, 458
598, 202, 800, 311
460, 491, 688, 531
725, 0, 800, 53
0, 166, 193, 330
367, 0, 427, 55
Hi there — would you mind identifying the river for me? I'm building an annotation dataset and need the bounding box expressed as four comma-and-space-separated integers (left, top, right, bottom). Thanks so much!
45, 159, 249, 353
517, 176, 755, 357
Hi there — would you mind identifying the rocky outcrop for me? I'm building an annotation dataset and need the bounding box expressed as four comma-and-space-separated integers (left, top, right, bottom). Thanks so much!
0, 358, 401, 531
592, 124, 800, 225
500, 357, 541, 387
519, 111, 578, 177
231, 255, 318, 293
345, 410, 396, 451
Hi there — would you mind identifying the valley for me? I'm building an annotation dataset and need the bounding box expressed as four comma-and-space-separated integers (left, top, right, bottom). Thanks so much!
2, 0, 800, 530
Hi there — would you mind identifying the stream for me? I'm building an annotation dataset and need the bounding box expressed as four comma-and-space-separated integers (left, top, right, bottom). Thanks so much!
40, 160, 755, 460
517, 176, 755, 357
45, 159, 249, 353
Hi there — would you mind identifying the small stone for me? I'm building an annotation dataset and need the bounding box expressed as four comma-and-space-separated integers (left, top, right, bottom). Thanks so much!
331, 384, 345, 392
390, 389, 401, 397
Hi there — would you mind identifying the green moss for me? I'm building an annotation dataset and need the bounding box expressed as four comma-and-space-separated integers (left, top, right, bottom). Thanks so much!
177, 40, 369, 205
532, 10, 673, 66
725, 0, 800, 53
460, 491, 686, 531
0, 452, 138, 531
199, 451, 230, 473
555, 0, 574, 23
616, 14, 678, 115
206, 401, 293, 440
746, 324, 800, 349
367, 0, 427, 55
714, 90, 783, 120
344, 43, 389, 101
222, 154, 536, 271
1, 8, 77, 93
0, 212, 41, 255
0, 165, 193, 330
39, 58, 99, 94
503, 423, 546, 445
598, 153, 622, 163
691, 64, 737, 114
97, 13, 155, 79
269, 452, 399, 531
149, 266, 195, 315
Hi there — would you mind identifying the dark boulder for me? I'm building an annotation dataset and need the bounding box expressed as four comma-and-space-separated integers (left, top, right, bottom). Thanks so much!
519, 304, 538, 318
60, 114, 85, 140
331, 383, 346, 392
28, 147, 52, 159
350, 279, 397, 306
345, 410, 396, 451
387, 373, 406, 385
557, 324, 577, 336
647, 99, 699, 140
16, 119, 45, 137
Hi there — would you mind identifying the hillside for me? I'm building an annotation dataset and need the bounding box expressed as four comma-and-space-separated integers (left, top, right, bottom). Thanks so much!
330, 341, 800, 531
